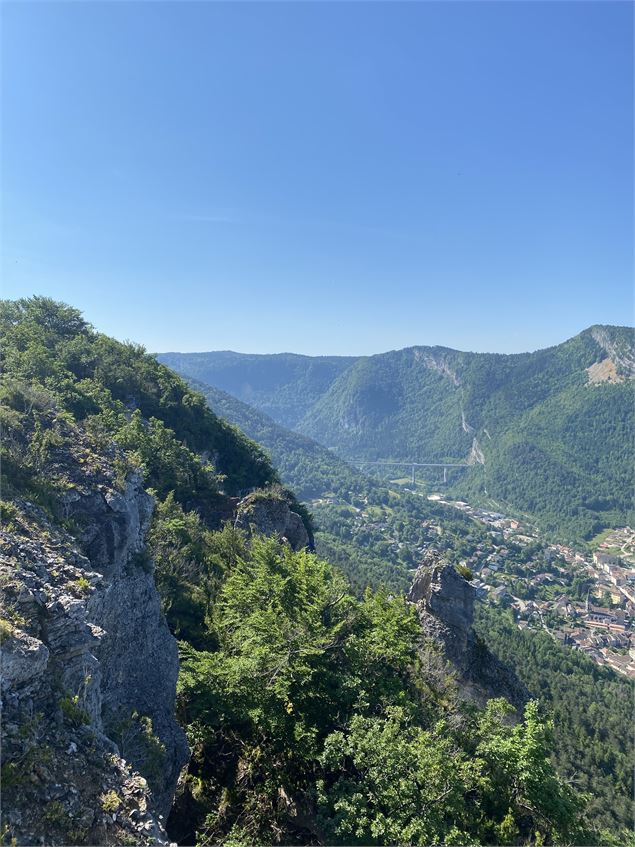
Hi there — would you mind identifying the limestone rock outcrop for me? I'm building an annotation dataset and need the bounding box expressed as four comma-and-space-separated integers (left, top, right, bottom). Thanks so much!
408, 550, 529, 712
0, 445, 188, 845
234, 491, 312, 551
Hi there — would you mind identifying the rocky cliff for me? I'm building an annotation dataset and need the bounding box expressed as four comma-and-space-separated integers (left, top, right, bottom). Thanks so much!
0, 435, 188, 845
408, 551, 529, 711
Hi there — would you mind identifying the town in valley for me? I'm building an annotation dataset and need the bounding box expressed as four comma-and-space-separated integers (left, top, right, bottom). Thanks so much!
428, 497, 635, 678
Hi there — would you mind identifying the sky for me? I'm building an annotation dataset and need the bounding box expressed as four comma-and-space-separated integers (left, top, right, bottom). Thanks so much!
1, 1, 633, 356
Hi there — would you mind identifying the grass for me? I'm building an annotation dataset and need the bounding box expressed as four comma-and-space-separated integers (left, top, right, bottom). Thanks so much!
588, 528, 619, 549
0, 619, 15, 645
59, 694, 90, 728
75, 576, 91, 594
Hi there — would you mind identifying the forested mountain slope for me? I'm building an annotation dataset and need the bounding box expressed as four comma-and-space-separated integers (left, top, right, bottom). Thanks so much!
475, 604, 634, 836
184, 377, 371, 503
301, 326, 634, 543
183, 377, 492, 593
162, 326, 635, 544
168, 376, 635, 840
159, 350, 355, 428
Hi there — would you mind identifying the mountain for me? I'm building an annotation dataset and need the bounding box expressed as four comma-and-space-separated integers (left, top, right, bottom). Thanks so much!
184, 376, 370, 503
166, 378, 635, 838
159, 351, 356, 429
0, 296, 299, 844
4, 298, 635, 846
161, 325, 635, 544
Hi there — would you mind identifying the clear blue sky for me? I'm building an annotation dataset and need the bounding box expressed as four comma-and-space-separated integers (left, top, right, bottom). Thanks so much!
2, 1, 632, 355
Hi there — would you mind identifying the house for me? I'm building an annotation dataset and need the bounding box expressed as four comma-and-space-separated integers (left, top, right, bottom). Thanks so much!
534, 573, 554, 585
594, 551, 621, 569
490, 586, 510, 603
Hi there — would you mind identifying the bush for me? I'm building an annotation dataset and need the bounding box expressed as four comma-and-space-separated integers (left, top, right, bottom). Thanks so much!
456, 563, 474, 581
59, 694, 89, 728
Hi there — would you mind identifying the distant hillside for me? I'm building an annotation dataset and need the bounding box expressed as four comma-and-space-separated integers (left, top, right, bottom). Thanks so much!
162, 326, 635, 544
185, 377, 365, 502
159, 350, 356, 428
185, 377, 490, 594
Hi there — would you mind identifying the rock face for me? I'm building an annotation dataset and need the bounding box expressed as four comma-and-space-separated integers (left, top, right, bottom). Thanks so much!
0, 452, 188, 844
234, 493, 311, 551
67, 471, 188, 815
591, 325, 635, 377
408, 551, 529, 712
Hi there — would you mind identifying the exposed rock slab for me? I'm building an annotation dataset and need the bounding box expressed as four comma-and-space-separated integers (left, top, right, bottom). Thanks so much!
586, 358, 623, 385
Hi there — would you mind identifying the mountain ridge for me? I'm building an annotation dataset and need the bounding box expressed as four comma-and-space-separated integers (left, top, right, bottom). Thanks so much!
2, 298, 632, 844
159, 324, 634, 367
160, 324, 635, 544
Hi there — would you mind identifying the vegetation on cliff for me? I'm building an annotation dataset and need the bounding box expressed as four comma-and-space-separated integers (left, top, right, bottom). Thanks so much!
1, 297, 276, 509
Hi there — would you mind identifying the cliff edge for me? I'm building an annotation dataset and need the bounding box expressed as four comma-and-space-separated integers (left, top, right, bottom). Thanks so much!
0, 428, 188, 846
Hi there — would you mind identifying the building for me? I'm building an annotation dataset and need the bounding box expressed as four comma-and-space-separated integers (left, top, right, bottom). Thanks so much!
594, 551, 621, 570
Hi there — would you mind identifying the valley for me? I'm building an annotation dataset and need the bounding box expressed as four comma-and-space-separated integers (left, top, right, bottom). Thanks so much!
311, 473, 635, 679
161, 336, 635, 836
163, 332, 635, 678
161, 324, 635, 547
3, 3, 632, 843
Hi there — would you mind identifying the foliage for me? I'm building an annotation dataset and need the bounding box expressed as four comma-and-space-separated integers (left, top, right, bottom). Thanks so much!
174, 534, 590, 846
317, 700, 587, 846
475, 602, 635, 835
456, 563, 474, 581
59, 694, 90, 728
0, 619, 15, 645
1, 297, 623, 845
0, 296, 277, 506
164, 352, 633, 845
100, 791, 121, 813
110, 711, 167, 790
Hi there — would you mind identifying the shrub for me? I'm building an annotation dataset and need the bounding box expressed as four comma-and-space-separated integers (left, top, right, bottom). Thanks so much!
456, 563, 474, 581
59, 694, 89, 728
74, 576, 91, 594
100, 791, 121, 813
0, 619, 15, 645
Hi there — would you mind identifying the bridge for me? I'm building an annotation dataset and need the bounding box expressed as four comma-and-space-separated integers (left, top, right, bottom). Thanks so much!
354, 460, 470, 484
